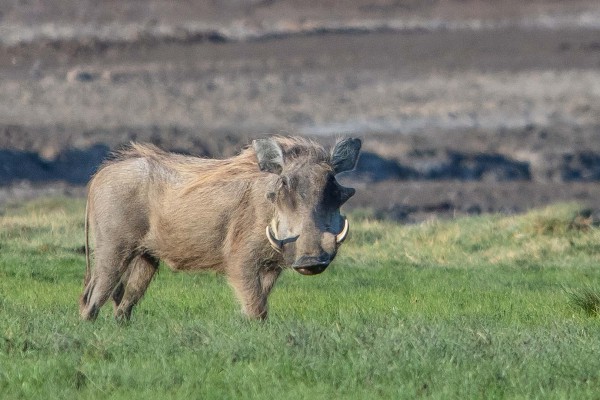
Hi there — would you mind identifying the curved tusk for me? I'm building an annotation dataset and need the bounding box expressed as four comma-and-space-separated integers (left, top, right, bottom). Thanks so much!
336, 217, 350, 244
266, 226, 283, 253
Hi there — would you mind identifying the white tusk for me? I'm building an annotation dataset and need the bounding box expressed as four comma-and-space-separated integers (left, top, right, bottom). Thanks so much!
266, 226, 283, 253
336, 217, 350, 244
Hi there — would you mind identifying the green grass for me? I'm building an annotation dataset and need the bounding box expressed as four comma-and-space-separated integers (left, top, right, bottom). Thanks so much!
1, 198, 600, 399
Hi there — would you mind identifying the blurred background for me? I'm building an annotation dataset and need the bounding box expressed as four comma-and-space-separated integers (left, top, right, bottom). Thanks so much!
1, 0, 600, 221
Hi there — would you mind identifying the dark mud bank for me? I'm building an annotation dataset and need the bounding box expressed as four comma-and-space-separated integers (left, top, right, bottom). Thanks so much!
3, 144, 600, 186
0, 145, 108, 185
351, 151, 600, 183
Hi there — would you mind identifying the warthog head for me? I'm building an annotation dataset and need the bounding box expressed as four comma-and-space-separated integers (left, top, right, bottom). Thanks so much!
254, 137, 361, 275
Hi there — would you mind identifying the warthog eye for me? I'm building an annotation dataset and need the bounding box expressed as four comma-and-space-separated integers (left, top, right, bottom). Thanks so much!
277, 175, 299, 209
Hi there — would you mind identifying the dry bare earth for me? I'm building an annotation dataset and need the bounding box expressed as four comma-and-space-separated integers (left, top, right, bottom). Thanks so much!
1, 0, 600, 219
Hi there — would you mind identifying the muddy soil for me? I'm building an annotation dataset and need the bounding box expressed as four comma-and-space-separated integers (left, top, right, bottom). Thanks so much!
1, 0, 600, 220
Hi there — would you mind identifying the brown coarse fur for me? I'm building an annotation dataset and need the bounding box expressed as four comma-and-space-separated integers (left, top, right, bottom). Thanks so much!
79, 136, 357, 322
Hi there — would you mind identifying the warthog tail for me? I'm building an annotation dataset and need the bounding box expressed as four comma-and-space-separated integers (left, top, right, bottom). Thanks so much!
83, 199, 91, 287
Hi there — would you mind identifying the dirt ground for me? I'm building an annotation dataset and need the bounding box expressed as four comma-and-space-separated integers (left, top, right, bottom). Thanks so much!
1, 0, 600, 220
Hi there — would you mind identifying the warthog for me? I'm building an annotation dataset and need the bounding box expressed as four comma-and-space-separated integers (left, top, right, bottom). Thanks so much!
79, 136, 361, 321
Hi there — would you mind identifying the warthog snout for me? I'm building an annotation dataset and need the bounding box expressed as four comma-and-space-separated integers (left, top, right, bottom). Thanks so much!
292, 254, 332, 275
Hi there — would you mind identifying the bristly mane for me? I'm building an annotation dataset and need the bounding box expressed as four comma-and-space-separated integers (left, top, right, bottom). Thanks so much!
271, 136, 330, 165
111, 137, 329, 165
100, 138, 331, 195
108, 142, 191, 164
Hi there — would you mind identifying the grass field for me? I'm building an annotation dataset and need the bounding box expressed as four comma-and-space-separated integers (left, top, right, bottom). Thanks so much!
1, 198, 600, 399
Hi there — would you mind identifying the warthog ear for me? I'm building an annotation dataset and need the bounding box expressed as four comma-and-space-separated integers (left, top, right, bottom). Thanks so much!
331, 138, 361, 174
253, 138, 284, 175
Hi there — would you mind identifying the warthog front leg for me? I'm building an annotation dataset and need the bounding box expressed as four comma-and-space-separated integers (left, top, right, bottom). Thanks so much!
114, 253, 159, 322
227, 266, 281, 320
260, 267, 282, 299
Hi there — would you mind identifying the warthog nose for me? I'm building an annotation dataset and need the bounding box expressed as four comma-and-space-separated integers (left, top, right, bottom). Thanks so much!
292, 254, 331, 276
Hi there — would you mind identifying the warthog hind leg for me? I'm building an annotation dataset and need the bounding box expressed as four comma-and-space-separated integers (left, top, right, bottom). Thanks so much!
114, 253, 159, 322
80, 245, 134, 321
80, 268, 124, 321
111, 266, 132, 312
